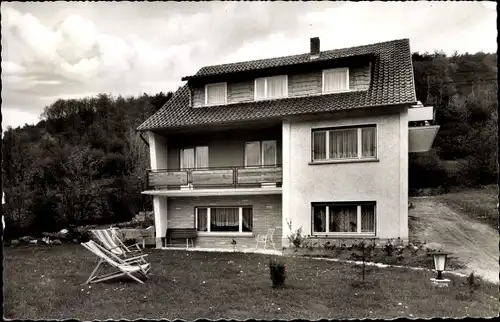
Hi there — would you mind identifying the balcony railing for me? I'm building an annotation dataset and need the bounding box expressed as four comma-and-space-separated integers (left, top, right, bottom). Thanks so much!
147, 165, 283, 190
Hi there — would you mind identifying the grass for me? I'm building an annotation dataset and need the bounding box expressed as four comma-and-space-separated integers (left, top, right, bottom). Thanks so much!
3, 244, 499, 320
436, 184, 498, 229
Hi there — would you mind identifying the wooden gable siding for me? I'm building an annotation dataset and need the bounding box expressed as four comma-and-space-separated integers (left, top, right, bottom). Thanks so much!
191, 63, 371, 107
228, 80, 254, 103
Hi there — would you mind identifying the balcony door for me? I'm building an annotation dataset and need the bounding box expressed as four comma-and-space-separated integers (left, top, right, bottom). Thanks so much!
245, 140, 277, 167
181, 146, 208, 169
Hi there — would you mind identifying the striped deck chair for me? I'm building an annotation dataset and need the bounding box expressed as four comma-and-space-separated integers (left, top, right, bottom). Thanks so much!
81, 240, 150, 284
91, 229, 147, 266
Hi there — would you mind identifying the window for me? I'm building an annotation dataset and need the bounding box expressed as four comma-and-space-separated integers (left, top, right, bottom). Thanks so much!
196, 207, 253, 233
312, 125, 376, 161
312, 202, 376, 235
255, 75, 288, 100
322, 68, 349, 93
245, 140, 277, 167
181, 146, 209, 169
205, 83, 227, 106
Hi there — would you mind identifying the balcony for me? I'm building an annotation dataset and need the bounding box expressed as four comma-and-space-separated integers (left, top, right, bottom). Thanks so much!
408, 104, 440, 153
145, 165, 283, 197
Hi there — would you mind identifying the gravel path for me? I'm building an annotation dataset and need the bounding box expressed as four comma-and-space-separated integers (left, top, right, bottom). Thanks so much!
409, 196, 499, 284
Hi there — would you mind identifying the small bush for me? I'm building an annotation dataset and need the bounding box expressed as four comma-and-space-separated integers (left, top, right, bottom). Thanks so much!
124, 238, 137, 246
269, 259, 286, 288
286, 219, 308, 249
76, 230, 91, 243
384, 239, 395, 256
467, 271, 480, 294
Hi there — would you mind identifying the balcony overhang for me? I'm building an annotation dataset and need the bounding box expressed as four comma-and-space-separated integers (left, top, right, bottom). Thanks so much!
409, 125, 440, 153
408, 104, 439, 153
142, 187, 282, 197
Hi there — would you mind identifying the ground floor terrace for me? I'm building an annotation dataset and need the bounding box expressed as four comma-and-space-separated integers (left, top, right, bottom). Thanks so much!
149, 194, 283, 249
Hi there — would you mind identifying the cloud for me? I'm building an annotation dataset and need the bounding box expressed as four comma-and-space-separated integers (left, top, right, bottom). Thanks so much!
2, 108, 41, 130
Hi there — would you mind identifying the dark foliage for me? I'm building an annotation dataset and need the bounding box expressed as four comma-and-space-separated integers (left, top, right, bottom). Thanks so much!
410, 51, 497, 192
269, 259, 286, 288
2, 92, 173, 238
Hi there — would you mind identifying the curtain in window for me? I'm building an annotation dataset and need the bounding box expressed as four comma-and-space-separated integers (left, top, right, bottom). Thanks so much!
242, 208, 253, 232
181, 148, 195, 169
313, 131, 326, 160
255, 78, 266, 99
362, 127, 376, 157
207, 84, 226, 105
262, 141, 276, 166
313, 206, 326, 232
195, 146, 209, 169
267, 76, 287, 98
330, 129, 357, 159
211, 208, 239, 232
324, 69, 348, 92
329, 205, 357, 232
361, 205, 375, 233
197, 208, 208, 231
245, 141, 261, 167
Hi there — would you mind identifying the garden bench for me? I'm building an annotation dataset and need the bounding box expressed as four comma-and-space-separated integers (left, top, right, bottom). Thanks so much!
166, 228, 197, 248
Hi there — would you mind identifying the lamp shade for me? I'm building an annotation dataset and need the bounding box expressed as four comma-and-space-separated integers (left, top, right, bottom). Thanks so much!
428, 251, 451, 272
433, 254, 447, 271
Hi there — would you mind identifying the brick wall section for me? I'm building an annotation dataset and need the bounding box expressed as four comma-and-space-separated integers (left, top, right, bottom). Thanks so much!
191, 63, 372, 107
167, 195, 282, 249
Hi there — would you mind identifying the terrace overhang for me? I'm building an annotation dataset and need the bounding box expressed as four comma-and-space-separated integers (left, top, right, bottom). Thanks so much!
408, 104, 440, 153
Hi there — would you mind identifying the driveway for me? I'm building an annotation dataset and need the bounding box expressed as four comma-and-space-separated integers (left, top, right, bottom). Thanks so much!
409, 196, 499, 284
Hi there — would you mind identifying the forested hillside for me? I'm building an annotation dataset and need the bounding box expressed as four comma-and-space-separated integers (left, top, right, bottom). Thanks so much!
411, 52, 497, 190
2, 92, 173, 239
1, 52, 497, 239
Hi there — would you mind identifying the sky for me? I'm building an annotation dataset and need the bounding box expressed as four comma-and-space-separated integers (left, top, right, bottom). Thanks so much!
1, 1, 497, 130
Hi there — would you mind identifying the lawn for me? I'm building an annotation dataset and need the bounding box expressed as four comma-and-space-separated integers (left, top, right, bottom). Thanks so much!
436, 184, 498, 229
3, 244, 499, 320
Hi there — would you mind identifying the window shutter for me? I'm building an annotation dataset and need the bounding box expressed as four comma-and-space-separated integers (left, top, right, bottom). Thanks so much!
323, 68, 349, 93
206, 83, 226, 105
267, 75, 287, 98
195, 146, 209, 168
255, 78, 266, 99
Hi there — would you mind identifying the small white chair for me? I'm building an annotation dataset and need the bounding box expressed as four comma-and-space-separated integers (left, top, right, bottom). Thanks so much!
255, 228, 276, 249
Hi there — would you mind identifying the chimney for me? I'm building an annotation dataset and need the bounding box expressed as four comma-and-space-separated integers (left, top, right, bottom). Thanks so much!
310, 37, 320, 58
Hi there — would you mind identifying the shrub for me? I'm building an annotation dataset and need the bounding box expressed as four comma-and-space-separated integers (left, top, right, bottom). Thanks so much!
384, 238, 395, 256
76, 230, 91, 243
467, 271, 480, 294
124, 238, 137, 246
269, 259, 286, 288
286, 219, 308, 249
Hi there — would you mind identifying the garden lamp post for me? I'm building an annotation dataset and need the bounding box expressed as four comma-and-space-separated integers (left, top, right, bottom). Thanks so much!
428, 251, 451, 287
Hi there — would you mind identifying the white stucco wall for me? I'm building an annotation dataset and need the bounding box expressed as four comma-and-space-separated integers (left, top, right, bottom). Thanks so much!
282, 108, 409, 245
148, 131, 168, 170
148, 131, 169, 247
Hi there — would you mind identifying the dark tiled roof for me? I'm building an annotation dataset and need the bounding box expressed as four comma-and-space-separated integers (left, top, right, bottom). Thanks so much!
137, 38, 416, 131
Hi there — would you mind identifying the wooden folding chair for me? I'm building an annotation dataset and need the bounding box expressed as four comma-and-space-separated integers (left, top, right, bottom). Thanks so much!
81, 240, 150, 284
255, 228, 276, 249
92, 229, 144, 257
